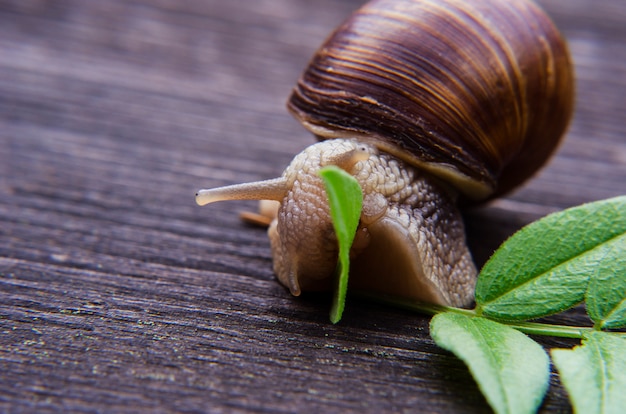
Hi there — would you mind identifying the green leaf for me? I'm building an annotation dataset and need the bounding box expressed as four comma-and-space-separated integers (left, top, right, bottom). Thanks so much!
585, 234, 626, 329
430, 312, 550, 414
319, 165, 363, 324
552, 331, 626, 414
475, 196, 626, 321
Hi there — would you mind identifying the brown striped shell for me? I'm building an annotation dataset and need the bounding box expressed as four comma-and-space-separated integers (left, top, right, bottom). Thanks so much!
288, 0, 574, 200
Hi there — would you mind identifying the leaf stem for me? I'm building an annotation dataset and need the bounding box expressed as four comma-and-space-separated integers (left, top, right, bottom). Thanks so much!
504, 321, 591, 339
355, 292, 476, 317
356, 292, 626, 339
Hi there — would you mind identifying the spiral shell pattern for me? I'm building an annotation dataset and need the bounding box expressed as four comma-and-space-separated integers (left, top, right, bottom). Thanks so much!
288, 0, 574, 199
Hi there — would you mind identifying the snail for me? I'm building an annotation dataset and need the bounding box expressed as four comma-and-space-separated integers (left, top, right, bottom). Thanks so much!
196, 0, 574, 308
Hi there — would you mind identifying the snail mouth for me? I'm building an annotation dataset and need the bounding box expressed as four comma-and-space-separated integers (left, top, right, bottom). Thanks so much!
282, 258, 336, 297
270, 218, 339, 297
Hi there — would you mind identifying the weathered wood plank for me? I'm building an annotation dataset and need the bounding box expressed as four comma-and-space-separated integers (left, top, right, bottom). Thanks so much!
1, 0, 625, 412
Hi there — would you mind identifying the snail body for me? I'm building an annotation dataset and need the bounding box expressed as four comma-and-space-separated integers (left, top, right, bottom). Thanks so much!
196, 0, 574, 307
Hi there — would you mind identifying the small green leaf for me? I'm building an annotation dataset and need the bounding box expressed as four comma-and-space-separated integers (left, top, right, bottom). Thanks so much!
430, 312, 550, 414
319, 165, 363, 324
476, 196, 626, 321
552, 331, 626, 414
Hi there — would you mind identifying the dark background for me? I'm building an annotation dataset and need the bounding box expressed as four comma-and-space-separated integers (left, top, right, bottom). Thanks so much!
1, 0, 625, 412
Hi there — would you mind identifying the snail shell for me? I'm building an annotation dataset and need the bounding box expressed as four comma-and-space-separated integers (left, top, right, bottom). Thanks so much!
289, 0, 574, 200
196, 0, 574, 308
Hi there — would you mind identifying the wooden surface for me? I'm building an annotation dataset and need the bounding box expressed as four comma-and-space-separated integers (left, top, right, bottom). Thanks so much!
1, 0, 625, 412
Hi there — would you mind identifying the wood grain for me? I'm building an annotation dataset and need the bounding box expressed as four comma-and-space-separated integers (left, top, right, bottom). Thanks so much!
1, 0, 625, 412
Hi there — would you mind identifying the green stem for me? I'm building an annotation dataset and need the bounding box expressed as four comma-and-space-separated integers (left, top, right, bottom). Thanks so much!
355, 292, 476, 316
356, 292, 626, 340
355, 292, 476, 317
502, 321, 589, 339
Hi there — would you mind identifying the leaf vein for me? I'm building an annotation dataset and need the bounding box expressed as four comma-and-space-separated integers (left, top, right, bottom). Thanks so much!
481, 230, 626, 306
